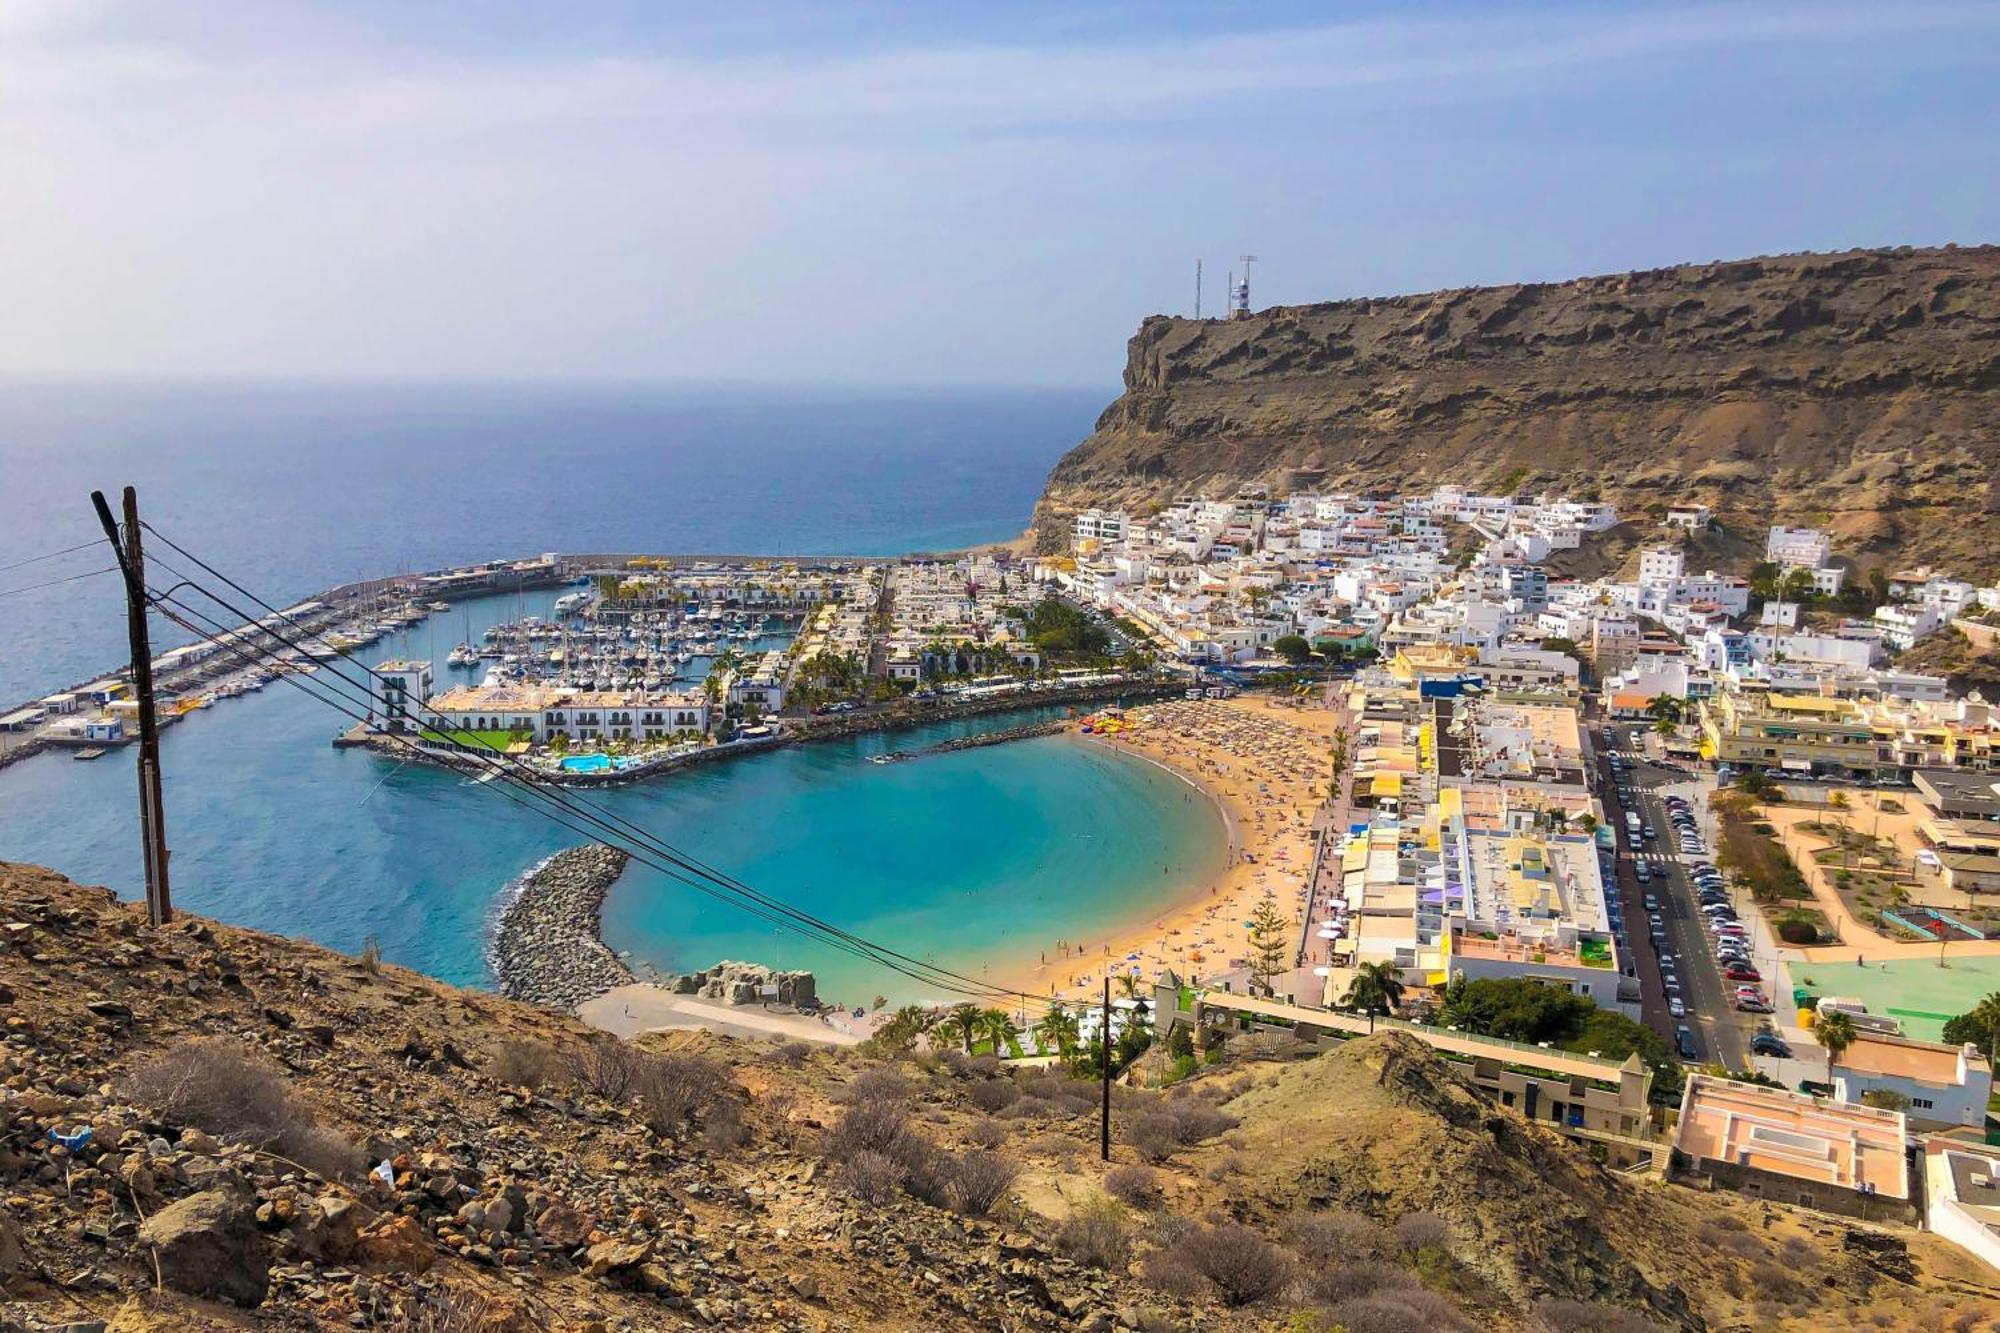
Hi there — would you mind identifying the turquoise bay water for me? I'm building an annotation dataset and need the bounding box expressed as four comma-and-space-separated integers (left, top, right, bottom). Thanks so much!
0, 583, 1224, 1004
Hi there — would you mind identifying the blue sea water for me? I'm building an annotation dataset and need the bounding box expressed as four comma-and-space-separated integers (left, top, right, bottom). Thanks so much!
0, 380, 1228, 1004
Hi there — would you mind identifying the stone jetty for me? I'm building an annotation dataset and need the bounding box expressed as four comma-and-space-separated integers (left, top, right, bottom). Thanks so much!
493, 844, 633, 1009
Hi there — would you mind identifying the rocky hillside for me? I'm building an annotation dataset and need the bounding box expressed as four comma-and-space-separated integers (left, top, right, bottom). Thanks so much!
1034, 246, 2000, 579
3, 860, 1998, 1332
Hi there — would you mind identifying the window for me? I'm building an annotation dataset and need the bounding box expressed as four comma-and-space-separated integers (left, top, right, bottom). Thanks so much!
1913, 1097, 1934, 1110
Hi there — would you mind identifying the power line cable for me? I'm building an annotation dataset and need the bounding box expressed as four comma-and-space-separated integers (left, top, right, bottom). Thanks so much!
0, 538, 102, 574
137, 525, 1063, 1009
143, 586, 1013, 1002
0, 565, 120, 602
141, 575, 1051, 1010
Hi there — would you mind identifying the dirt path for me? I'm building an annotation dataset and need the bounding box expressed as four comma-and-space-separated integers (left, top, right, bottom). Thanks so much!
580, 984, 866, 1045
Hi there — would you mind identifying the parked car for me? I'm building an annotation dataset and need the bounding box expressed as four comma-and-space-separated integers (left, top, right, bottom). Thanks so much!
1750, 1032, 1792, 1058
1723, 964, 1762, 983
1676, 1026, 1698, 1059
1668, 998, 1686, 1018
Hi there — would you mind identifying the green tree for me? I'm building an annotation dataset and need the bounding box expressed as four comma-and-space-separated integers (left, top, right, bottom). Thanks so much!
1812, 1009, 1856, 1084
1034, 1007, 1081, 1059
1342, 961, 1405, 1016
1272, 634, 1313, 666
978, 1008, 1017, 1057
1245, 890, 1289, 994
1942, 991, 2000, 1070
941, 1002, 983, 1056
1645, 694, 1683, 726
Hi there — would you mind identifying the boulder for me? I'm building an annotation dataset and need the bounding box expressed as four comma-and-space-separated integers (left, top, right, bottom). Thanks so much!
136, 1189, 269, 1306
535, 1201, 595, 1249
583, 1237, 652, 1278
358, 1214, 436, 1275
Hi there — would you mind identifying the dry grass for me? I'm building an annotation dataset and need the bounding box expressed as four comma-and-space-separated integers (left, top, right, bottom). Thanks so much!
122, 1037, 361, 1179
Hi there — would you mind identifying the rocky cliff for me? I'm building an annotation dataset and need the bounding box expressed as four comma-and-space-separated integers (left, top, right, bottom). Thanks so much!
1034, 246, 2000, 578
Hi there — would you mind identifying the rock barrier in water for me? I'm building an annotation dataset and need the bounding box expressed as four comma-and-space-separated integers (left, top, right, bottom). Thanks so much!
493, 844, 633, 1009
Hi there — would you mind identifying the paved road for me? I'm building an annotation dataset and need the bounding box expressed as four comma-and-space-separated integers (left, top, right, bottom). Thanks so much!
1602, 731, 1752, 1069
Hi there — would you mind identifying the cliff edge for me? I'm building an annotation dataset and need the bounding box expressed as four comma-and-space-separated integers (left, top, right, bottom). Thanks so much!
1034, 246, 2000, 578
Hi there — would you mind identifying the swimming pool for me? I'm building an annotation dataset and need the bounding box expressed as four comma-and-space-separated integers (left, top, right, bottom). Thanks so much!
559, 753, 645, 774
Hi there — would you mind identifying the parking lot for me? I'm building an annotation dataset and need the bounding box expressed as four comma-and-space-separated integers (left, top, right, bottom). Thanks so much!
1599, 729, 1770, 1070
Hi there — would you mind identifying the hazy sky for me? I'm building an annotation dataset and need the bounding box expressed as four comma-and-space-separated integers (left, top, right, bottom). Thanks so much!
4, 1, 1997, 387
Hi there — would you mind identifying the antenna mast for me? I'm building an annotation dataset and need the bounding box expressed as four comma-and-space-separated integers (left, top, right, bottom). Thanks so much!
1195, 259, 1202, 319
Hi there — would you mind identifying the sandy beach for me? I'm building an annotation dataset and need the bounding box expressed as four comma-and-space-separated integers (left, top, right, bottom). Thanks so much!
1004, 693, 1339, 1006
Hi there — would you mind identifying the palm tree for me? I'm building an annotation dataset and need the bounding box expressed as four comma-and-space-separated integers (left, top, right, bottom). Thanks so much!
1116, 973, 1142, 1000
942, 1002, 982, 1056
978, 1008, 1017, 1057
1966, 991, 2000, 1071
1034, 1007, 1081, 1059
1342, 961, 1406, 1017
1812, 1009, 1857, 1085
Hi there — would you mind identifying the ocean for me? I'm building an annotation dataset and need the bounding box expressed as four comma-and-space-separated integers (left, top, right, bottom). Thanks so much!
0, 380, 1228, 1004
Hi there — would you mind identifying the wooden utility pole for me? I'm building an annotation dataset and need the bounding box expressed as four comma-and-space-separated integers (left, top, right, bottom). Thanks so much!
92, 487, 172, 926
1099, 975, 1112, 1161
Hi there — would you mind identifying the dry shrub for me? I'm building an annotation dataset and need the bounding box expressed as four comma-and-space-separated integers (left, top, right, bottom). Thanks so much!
765, 1040, 813, 1068
383, 1288, 514, 1332
563, 1037, 646, 1101
841, 1150, 904, 1203
1123, 1099, 1238, 1163
825, 1099, 920, 1163
634, 1051, 736, 1137
1165, 1099, 1238, 1144
1308, 1260, 1420, 1304
1328, 1289, 1472, 1333
1056, 1196, 1133, 1270
1392, 1211, 1451, 1254
966, 1118, 1007, 1150
1103, 1164, 1162, 1208
1288, 1209, 1395, 1267
968, 1080, 1019, 1113
1123, 1111, 1181, 1163
1144, 1222, 1293, 1307
122, 1037, 361, 1179
840, 1066, 915, 1106
948, 1150, 1021, 1216
488, 1039, 560, 1090
1532, 1297, 1666, 1333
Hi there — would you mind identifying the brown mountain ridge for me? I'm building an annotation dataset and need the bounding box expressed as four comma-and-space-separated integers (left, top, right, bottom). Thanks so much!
1032, 245, 2000, 581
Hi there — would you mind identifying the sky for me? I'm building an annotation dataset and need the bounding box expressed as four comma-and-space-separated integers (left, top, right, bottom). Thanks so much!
2, 0, 1997, 388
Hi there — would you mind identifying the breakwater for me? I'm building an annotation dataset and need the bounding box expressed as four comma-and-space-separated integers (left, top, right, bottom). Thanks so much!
491, 844, 633, 1009
877, 719, 1067, 763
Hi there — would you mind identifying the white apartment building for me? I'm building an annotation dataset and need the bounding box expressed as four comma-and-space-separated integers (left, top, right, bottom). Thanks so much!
1767, 525, 1833, 570
1072, 508, 1130, 548
372, 660, 435, 734
1875, 601, 1943, 651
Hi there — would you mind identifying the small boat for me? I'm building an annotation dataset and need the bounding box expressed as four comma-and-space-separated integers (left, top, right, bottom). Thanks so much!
72, 747, 106, 761
427, 601, 451, 613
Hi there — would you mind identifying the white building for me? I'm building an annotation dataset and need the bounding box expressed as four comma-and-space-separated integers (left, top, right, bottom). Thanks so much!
372, 660, 434, 734
1072, 508, 1130, 549
1833, 1033, 1993, 1131
1638, 546, 1686, 586
1875, 601, 1943, 651
1767, 525, 1833, 570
